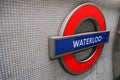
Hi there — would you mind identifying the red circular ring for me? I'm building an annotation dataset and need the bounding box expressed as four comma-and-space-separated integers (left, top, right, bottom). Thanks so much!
61, 4, 106, 74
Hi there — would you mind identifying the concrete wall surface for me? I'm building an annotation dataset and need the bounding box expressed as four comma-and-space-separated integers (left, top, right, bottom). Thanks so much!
0, 0, 120, 80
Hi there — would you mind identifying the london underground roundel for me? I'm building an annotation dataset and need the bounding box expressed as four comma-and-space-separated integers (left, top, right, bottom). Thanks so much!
49, 3, 110, 74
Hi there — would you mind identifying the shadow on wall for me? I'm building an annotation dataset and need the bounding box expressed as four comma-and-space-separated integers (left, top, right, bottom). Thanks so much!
114, 75, 120, 80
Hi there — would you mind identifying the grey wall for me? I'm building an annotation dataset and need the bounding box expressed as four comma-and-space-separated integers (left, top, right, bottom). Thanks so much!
113, 15, 120, 79
0, 0, 119, 80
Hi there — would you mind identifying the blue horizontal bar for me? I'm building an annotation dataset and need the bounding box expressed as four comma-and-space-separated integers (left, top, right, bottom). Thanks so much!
54, 31, 110, 57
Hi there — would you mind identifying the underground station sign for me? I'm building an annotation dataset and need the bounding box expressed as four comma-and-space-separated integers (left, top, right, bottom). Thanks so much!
49, 3, 110, 74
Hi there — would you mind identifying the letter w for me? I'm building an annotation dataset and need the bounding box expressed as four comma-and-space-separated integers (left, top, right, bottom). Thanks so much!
73, 40, 79, 48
